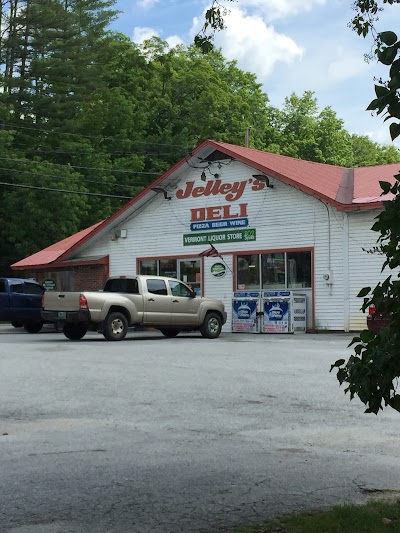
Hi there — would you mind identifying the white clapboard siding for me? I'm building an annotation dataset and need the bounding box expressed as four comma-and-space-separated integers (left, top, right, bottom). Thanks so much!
347, 210, 396, 331
72, 160, 384, 331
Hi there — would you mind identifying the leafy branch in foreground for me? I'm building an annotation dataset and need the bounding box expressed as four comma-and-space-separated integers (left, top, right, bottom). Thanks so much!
331, 176, 400, 414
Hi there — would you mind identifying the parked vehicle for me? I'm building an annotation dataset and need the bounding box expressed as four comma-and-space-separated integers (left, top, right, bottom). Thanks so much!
42, 275, 227, 341
366, 304, 391, 333
0, 277, 45, 333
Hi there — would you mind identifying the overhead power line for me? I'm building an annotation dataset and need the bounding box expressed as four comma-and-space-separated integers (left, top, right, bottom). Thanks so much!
10, 144, 186, 157
0, 181, 134, 199
0, 166, 153, 188
0, 156, 161, 175
0, 122, 188, 148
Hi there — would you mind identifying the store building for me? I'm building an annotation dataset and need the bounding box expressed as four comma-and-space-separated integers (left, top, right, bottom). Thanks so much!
12, 140, 399, 332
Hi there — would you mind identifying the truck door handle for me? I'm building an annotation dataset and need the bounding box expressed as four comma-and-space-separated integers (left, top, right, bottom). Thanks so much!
148, 298, 154, 302
173, 299, 179, 303
58, 295, 65, 298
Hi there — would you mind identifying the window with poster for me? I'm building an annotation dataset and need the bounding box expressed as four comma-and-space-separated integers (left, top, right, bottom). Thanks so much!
138, 257, 202, 296
236, 250, 311, 290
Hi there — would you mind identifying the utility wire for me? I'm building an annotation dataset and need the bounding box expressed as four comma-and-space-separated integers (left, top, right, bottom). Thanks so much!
0, 166, 150, 188
9, 144, 186, 157
0, 156, 161, 175
0, 122, 189, 147
0, 181, 134, 199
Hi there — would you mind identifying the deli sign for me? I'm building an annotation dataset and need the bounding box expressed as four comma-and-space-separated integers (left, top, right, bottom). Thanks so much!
177, 178, 264, 243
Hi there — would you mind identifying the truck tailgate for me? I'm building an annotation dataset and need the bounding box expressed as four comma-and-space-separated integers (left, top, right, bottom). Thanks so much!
43, 292, 82, 312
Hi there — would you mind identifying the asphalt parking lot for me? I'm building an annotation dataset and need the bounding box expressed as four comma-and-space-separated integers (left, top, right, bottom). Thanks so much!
1, 324, 400, 533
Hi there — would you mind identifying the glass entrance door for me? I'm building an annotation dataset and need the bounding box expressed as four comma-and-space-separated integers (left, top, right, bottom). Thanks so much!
178, 259, 201, 295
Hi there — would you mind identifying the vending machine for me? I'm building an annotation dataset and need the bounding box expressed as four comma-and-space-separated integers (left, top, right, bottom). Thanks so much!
232, 291, 260, 333
261, 291, 306, 334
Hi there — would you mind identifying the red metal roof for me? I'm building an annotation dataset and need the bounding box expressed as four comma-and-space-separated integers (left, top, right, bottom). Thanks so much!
207, 141, 400, 207
12, 221, 103, 269
11, 140, 400, 270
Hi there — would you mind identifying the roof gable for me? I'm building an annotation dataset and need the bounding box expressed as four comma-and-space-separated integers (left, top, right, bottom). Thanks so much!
11, 139, 399, 269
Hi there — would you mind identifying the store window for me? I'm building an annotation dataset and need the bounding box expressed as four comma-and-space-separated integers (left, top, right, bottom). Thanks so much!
140, 260, 157, 276
236, 251, 312, 290
287, 251, 311, 288
139, 258, 202, 295
237, 254, 260, 290
159, 259, 177, 278
262, 253, 285, 289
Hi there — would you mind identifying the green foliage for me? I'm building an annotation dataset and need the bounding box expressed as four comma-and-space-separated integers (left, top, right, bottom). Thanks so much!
330, 0, 400, 414
331, 178, 400, 414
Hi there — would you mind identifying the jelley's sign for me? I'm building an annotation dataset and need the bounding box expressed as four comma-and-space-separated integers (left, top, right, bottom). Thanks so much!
176, 178, 264, 245
176, 178, 265, 202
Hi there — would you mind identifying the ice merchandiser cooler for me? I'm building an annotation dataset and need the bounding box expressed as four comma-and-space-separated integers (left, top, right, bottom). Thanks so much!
232, 291, 260, 333
262, 291, 306, 334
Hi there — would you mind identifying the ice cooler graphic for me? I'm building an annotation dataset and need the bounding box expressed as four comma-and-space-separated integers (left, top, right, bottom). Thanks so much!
232, 291, 260, 333
261, 291, 306, 334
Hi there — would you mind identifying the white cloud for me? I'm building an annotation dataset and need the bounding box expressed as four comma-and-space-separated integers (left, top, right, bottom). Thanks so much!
132, 27, 184, 48
223, 0, 327, 22
166, 35, 184, 48
213, 8, 303, 79
132, 26, 159, 44
136, 0, 159, 9
327, 54, 369, 83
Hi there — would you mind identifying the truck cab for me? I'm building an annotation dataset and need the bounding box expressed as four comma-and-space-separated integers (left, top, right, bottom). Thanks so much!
0, 278, 44, 332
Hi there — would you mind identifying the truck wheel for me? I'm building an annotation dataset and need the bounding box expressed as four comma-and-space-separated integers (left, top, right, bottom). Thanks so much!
11, 321, 23, 328
159, 328, 180, 338
63, 323, 88, 340
200, 312, 222, 339
103, 312, 128, 341
24, 322, 43, 334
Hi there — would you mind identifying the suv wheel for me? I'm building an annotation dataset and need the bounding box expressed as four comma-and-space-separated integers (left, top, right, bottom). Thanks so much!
24, 322, 43, 334
200, 312, 222, 339
63, 323, 88, 340
159, 328, 180, 337
103, 312, 128, 341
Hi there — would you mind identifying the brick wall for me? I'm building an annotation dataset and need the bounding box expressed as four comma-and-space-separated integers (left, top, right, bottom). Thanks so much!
73, 265, 108, 291
16, 264, 108, 291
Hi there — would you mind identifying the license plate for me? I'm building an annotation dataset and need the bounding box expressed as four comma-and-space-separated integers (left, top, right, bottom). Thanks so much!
57, 311, 66, 319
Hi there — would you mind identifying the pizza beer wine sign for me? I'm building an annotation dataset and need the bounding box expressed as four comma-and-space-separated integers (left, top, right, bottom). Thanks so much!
179, 177, 265, 246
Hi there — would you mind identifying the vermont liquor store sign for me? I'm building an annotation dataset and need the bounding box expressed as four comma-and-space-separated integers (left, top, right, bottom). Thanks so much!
183, 229, 256, 246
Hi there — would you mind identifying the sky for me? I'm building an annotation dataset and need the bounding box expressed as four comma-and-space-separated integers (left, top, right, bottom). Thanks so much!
110, 0, 400, 147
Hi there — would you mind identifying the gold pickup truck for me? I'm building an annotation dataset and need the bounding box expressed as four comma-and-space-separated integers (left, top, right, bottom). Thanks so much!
42, 275, 227, 341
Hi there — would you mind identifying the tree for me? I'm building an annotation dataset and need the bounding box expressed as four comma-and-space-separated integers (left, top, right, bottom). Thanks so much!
330, 0, 400, 414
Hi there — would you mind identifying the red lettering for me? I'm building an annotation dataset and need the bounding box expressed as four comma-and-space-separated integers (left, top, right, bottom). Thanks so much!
251, 179, 266, 192
239, 203, 248, 217
177, 178, 259, 201
192, 185, 206, 198
206, 207, 222, 220
222, 205, 238, 218
220, 183, 232, 195
190, 208, 206, 221
176, 181, 195, 199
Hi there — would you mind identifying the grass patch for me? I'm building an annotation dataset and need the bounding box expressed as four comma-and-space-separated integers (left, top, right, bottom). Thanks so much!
238, 500, 400, 532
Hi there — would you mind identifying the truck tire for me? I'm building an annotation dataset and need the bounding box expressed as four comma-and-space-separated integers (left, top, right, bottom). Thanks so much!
63, 323, 88, 340
103, 312, 128, 341
159, 328, 180, 337
200, 312, 222, 339
24, 322, 43, 334
11, 321, 23, 328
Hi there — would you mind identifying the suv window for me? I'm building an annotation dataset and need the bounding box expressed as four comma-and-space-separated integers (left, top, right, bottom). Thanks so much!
147, 279, 168, 296
104, 278, 139, 294
169, 280, 192, 298
10, 282, 23, 294
25, 282, 43, 295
